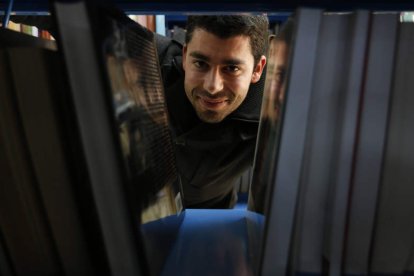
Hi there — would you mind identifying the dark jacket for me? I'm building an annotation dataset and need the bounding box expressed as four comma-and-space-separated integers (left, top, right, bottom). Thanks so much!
155, 34, 265, 208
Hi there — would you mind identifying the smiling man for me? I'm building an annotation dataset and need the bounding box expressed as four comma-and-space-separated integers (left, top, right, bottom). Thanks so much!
183, 27, 265, 123
157, 15, 268, 208
8, 12, 269, 209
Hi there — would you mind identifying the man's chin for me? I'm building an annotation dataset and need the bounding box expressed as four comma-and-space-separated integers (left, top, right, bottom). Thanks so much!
196, 110, 227, 124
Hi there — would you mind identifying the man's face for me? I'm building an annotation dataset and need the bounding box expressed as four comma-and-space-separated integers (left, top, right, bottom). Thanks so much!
182, 28, 266, 123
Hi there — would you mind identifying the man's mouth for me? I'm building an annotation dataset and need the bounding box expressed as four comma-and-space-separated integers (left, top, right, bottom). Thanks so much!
199, 97, 228, 110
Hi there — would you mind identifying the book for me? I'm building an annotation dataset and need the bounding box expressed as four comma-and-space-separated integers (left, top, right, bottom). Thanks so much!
407, 244, 414, 273
291, 11, 368, 274
0, 27, 55, 49
0, 47, 61, 276
245, 17, 296, 273
259, 8, 323, 276
248, 29, 290, 215
342, 13, 399, 276
1, 24, 116, 275
52, 1, 183, 275
370, 21, 414, 275
0, 229, 13, 276
8, 46, 96, 275
321, 9, 368, 275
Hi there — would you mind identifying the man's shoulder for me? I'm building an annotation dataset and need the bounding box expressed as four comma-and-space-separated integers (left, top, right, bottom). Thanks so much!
155, 33, 184, 87
155, 34, 183, 66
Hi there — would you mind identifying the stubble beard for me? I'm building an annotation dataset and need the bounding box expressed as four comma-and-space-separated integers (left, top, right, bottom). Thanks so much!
191, 89, 235, 123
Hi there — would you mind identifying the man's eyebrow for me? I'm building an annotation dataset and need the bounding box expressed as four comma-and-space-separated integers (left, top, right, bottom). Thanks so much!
223, 58, 245, 65
189, 51, 246, 65
189, 51, 209, 61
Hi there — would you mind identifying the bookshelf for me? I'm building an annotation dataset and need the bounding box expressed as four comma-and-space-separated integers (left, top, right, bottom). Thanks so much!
2, 1, 414, 276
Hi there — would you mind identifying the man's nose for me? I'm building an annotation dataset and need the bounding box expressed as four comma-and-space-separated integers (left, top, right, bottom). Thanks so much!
203, 68, 224, 94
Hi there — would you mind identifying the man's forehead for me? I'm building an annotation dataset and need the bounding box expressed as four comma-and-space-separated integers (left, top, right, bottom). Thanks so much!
186, 28, 254, 63
189, 27, 250, 44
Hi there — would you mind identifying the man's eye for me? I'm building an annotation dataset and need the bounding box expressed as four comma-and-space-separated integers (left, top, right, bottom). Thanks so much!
224, 65, 240, 73
223, 65, 241, 75
193, 60, 208, 69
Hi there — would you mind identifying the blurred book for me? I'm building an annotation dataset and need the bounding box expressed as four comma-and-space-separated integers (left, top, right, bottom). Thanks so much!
370, 22, 414, 275
250, 8, 414, 276
342, 13, 399, 275
0, 28, 95, 276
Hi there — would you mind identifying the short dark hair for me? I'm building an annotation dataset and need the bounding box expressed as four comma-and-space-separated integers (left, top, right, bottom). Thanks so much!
185, 15, 269, 65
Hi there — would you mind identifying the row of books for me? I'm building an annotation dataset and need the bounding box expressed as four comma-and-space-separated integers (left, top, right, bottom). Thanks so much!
253, 8, 414, 276
4, 20, 53, 40
128, 15, 156, 32
0, 2, 182, 275
0, 28, 98, 275
2, 14, 156, 38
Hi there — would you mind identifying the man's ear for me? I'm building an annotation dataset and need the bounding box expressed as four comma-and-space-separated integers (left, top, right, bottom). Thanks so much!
182, 44, 187, 71
251, 55, 267, 83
